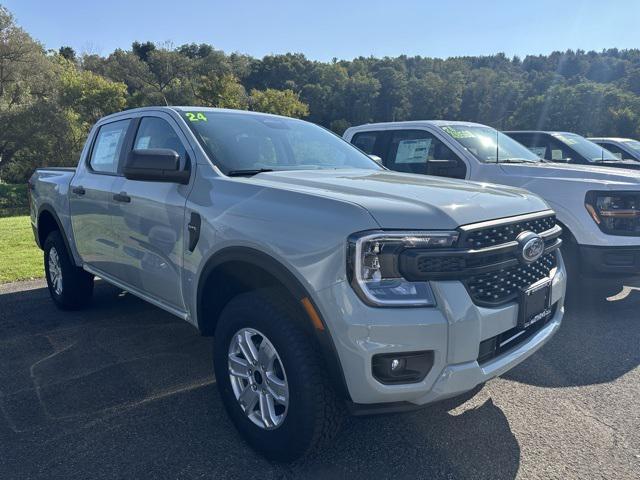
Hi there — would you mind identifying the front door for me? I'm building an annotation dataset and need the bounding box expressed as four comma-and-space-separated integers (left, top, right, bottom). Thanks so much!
110, 114, 193, 310
69, 119, 131, 276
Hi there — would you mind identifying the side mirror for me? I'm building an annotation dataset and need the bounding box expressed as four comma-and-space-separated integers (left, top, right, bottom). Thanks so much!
124, 149, 190, 184
368, 154, 383, 165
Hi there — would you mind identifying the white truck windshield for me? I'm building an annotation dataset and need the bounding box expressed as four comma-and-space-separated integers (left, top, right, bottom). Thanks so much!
441, 125, 541, 163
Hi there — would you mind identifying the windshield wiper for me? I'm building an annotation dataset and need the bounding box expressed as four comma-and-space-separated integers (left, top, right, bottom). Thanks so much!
227, 168, 274, 177
498, 158, 529, 164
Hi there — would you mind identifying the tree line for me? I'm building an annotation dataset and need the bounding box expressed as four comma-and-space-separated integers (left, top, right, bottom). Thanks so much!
3, 4, 640, 182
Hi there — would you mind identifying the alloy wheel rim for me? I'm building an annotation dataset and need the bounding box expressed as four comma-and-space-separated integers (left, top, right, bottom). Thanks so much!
48, 247, 63, 295
228, 328, 289, 430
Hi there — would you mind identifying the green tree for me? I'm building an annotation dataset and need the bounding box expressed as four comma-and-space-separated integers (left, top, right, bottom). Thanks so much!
191, 73, 248, 109
249, 88, 309, 117
58, 46, 76, 62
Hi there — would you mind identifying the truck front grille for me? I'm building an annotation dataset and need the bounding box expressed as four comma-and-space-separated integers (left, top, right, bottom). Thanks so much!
397, 211, 562, 307
465, 253, 557, 306
461, 214, 557, 249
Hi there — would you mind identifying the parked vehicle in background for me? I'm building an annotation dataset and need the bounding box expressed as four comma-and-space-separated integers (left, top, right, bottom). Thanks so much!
588, 137, 640, 162
28, 107, 566, 461
504, 131, 640, 171
345, 121, 640, 294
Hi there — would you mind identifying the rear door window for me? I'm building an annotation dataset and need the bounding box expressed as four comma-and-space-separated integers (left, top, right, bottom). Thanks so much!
89, 120, 131, 174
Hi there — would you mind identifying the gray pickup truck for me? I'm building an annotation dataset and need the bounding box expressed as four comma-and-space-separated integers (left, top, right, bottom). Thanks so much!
29, 107, 566, 460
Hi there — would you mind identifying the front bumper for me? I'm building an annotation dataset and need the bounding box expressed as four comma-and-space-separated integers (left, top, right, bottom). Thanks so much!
316, 254, 566, 407
579, 244, 640, 279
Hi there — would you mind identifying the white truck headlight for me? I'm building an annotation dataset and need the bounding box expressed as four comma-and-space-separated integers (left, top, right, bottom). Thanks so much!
585, 191, 640, 236
347, 231, 458, 307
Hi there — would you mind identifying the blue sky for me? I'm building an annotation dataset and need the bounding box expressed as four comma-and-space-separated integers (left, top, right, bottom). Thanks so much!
5, 0, 640, 60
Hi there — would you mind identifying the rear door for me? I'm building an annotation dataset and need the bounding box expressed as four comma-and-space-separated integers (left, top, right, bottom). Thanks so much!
110, 113, 194, 310
69, 119, 132, 275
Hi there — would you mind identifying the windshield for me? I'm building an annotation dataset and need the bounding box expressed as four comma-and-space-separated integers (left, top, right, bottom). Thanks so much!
440, 124, 541, 163
179, 110, 382, 174
552, 133, 618, 162
622, 139, 640, 153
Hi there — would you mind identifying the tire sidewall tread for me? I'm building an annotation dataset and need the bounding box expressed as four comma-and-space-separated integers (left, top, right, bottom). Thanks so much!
213, 289, 343, 461
43, 231, 93, 310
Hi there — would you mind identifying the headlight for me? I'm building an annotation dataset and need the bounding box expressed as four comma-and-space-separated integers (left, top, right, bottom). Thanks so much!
585, 191, 640, 236
347, 231, 458, 307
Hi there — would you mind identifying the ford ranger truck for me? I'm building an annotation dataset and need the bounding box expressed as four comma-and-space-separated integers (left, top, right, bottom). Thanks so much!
29, 108, 566, 461
345, 121, 640, 295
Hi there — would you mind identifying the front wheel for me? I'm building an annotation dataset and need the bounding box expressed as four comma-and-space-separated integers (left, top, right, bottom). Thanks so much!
213, 290, 344, 461
44, 231, 94, 310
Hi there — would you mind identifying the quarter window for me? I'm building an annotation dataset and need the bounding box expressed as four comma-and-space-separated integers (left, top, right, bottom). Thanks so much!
89, 120, 131, 174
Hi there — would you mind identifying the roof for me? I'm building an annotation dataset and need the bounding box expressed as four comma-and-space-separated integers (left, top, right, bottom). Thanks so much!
346, 120, 490, 131
588, 137, 636, 142
503, 130, 575, 135
98, 106, 297, 123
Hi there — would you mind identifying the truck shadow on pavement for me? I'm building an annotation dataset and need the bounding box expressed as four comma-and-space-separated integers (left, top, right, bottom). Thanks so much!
0, 282, 522, 479
503, 285, 640, 388
8, 280, 635, 479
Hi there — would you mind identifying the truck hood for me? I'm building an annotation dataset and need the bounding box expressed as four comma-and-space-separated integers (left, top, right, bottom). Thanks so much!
498, 162, 640, 188
247, 169, 550, 230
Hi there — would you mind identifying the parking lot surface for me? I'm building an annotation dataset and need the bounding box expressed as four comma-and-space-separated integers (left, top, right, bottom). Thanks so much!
1, 279, 638, 479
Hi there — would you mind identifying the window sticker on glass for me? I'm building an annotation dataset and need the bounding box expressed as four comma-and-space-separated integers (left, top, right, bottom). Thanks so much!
185, 112, 208, 122
442, 126, 476, 139
93, 131, 122, 166
395, 139, 431, 164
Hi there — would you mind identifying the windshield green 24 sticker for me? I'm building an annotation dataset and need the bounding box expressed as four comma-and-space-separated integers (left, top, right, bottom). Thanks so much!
185, 112, 208, 122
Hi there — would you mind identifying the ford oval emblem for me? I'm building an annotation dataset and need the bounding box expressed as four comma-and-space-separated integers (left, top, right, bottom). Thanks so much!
516, 231, 545, 264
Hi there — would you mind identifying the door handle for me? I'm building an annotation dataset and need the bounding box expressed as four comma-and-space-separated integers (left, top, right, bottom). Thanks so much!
72, 186, 86, 195
113, 192, 131, 203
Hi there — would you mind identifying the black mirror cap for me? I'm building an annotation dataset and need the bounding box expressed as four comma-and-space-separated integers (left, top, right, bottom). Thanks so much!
124, 149, 190, 184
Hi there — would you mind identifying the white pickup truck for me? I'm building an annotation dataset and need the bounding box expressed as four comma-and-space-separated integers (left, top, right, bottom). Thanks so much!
345, 121, 640, 293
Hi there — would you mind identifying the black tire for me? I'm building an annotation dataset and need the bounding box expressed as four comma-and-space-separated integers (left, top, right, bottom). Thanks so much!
213, 289, 344, 461
43, 231, 94, 310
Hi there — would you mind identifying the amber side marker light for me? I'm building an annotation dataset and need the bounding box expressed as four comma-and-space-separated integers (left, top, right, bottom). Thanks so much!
585, 203, 601, 224
301, 297, 325, 331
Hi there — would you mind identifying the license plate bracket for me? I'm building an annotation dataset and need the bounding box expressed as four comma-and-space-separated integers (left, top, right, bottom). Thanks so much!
518, 279, 552, 329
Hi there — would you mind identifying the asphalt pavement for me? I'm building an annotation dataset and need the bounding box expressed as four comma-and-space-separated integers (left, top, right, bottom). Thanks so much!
1, 279, 638, 479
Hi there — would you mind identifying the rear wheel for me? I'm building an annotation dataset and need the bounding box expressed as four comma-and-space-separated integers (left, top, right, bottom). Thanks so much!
44, 231, 94, 310
213, 290, 344, 461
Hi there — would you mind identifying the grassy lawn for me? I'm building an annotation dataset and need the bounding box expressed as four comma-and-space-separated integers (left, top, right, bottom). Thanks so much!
0, 215, 43, 283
